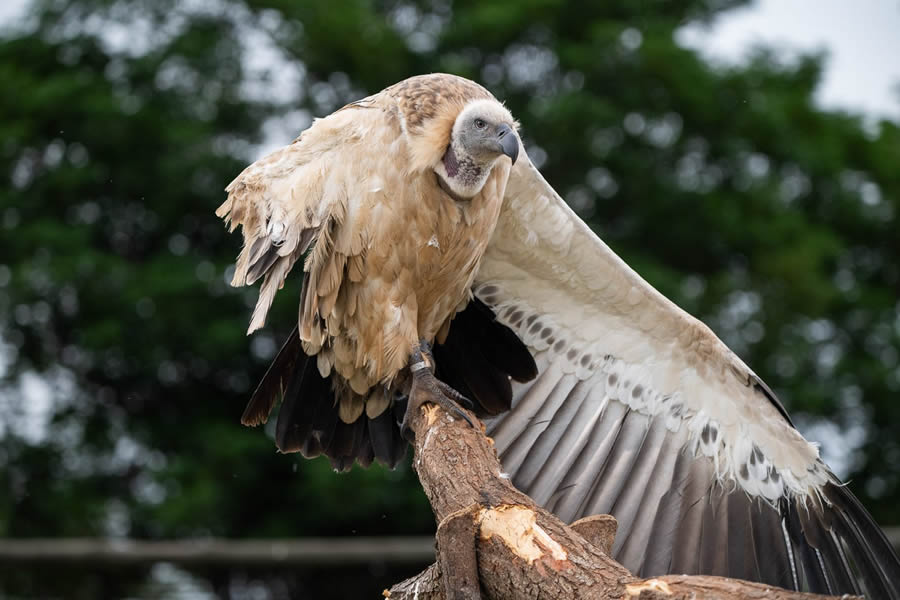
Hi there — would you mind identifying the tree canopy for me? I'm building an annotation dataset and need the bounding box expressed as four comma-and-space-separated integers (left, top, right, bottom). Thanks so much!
1, 0, 898, 597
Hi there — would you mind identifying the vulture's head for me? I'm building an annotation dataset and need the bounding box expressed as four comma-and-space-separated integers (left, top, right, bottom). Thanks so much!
436, 99, 519, 199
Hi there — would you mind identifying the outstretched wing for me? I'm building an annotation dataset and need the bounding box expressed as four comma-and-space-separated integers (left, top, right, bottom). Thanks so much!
474, 152, 900, 597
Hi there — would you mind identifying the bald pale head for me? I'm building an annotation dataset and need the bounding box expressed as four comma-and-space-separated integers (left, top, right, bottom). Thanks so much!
435, 99, 520, 199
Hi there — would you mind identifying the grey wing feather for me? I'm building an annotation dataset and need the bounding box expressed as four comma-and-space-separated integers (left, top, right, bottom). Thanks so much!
579, 410, 652, 519
477, 151, 900, 596
486, 344, 900, 595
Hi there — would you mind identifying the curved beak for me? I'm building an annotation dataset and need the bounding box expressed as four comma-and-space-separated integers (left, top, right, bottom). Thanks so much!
496, 124, 519, 165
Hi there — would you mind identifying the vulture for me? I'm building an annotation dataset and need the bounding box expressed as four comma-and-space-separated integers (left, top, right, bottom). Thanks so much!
217, 73, 900, 597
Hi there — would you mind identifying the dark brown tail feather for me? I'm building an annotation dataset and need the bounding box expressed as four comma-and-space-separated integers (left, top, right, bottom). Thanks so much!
368, 409, 406, 467
242, 326, 408, 470
244, 296, 536, 470
325, 417, 369, 472
276, 345, 328, 454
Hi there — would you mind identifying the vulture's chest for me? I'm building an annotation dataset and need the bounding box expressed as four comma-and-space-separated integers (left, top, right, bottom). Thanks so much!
329, 162, 511, 388
409, 166, 510, 338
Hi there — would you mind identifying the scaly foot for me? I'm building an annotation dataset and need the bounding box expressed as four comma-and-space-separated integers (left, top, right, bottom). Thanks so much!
400, 341, 475, 441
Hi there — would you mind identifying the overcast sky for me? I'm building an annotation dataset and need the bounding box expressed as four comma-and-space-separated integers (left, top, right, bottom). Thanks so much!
1, 0, 899, 122
678, 0, 900, 121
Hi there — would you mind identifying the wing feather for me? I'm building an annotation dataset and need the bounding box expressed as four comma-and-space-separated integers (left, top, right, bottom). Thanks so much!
477, 151, 900, 595
513, 376, 595, 496
605, 414, 669, 555
217, 97, 394, 337
615, 423, 683, 569
639, 447, 698, 576
580, 410, 651, 518
546, 399, 629, 520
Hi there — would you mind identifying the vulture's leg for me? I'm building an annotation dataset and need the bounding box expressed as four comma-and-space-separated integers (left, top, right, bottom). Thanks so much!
400, 340, 475, 440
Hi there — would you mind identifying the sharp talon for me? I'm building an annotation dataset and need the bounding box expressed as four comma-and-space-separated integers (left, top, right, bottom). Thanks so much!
447, 402, 475, 428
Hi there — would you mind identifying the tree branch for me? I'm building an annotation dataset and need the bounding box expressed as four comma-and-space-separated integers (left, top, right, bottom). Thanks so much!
385, 389, 856, 600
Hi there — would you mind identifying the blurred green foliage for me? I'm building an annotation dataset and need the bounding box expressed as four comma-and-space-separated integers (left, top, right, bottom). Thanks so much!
0, 0, 898, 597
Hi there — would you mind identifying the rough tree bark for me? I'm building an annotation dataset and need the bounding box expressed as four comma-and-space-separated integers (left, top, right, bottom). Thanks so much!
384, 389, 856, 600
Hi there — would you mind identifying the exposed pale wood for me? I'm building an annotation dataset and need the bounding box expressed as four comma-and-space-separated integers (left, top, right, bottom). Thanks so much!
385, 385, 857, 600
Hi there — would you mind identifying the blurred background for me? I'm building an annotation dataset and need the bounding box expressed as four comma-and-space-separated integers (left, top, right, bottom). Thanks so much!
1, 0, 899, 598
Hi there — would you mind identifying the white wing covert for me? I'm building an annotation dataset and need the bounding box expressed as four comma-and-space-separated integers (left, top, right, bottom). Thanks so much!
474, 152, 900, 597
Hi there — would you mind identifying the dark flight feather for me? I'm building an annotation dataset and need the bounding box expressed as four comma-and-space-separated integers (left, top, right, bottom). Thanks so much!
785, 501, 831, 593
353, 424, 375, 469
436, 325, 512, 415
297, 390, 338, 460
464, 298, 538, 383
751, 500, 793, 589
821, 482, 900, 598
246, 227, 318, 286
368, 409, 404, 468
241, 325, 303, 426
434, 297, 538, 416
724, 490, 759, 583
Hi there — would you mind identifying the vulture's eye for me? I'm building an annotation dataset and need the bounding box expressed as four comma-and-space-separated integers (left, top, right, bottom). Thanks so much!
474, 118, 486, 129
